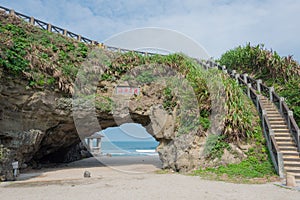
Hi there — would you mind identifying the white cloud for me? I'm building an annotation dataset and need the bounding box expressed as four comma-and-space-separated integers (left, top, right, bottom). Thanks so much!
1, 0, 300, 60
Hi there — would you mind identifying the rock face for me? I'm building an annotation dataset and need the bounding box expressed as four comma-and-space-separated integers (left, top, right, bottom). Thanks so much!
0, 68, 204, 180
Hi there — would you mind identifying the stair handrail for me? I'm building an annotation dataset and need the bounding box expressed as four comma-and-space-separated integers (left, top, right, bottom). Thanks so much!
205, 60, 300, 154
200, 60, 286, 176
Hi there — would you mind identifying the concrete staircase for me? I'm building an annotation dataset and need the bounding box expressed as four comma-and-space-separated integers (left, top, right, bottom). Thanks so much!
260, 96, 300, 181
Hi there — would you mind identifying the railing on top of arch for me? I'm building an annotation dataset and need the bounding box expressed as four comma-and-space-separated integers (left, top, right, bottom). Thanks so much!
0, 5, 96, 45
0, 5, 162, 56
0, 4, 164, 57
201, 60, 300, 178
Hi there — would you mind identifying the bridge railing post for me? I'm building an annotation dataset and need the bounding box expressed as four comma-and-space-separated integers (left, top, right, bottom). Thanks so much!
30, 16, 35, 25
9, 9, 15, 16
47, 23, 52, 32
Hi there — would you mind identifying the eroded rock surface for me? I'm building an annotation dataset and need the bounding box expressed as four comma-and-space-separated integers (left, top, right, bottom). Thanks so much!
0, 69, 204, 180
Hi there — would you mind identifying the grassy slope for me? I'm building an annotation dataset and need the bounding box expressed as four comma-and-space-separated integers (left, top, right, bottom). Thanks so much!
0, 12, 275, 179
0, 11, 88, 94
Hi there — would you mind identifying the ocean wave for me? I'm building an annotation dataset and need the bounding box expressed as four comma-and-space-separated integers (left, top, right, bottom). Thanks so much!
103, 152, 158, 157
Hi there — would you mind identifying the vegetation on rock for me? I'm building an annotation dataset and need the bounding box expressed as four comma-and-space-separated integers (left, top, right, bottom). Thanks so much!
0, 11, 88, 94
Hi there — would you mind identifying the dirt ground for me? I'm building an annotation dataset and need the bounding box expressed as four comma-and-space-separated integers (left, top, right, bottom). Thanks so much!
0, 156, 300, 200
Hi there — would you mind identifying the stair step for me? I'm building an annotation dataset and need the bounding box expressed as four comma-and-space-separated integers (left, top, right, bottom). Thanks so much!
266, 111, 280, 114
282, 151, 300, 156
275, 135, 291, 139
285, 167, 300, 173
266, 108, 279, 111
280, 146, 298, 151
284, 161, 300, 168
275, 137, 293, 142
268, 116, 285, 120
270, 124, 288, 127
267, 115, 283, 118
283, 156, 300, 162
277, 142, 296, 147
270, 122, 287, 126
285, 173, 300, 180
275, 132, 291, 135
268, 117, 285, 120
273, 129, 290, 133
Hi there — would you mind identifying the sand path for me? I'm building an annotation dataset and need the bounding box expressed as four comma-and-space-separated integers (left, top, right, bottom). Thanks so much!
0, 156, 299, 200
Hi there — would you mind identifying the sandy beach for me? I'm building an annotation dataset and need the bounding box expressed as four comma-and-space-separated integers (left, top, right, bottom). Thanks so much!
0, 156, 300, 200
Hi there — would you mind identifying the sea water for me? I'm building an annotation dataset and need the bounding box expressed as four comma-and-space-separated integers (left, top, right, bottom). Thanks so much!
101, 141, 159, 156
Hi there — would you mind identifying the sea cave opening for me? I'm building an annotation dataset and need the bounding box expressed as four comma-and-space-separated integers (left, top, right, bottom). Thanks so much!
87, 123, 162, 171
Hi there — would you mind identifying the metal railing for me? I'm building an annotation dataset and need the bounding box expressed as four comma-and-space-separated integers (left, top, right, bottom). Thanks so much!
0, 5, 96, 45
0, 5, 169, 55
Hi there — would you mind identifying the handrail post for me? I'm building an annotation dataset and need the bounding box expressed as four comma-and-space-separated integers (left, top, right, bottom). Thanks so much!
277, 152, 284, 178
297, 130, 300, 152
235, 74, 240, 84
279, 97, 284, 114
269, 130, 274, 151
205, 64, 209, 70
231, 70, 236, 76
243, 73, 248, 84
256, 95, 260, 111
63, 29, 67, 36
288, 111, 293, 130
210, 60, 214, 68
78, 35, 81, 41
262, 110, 267, 137
247, 83, 251, 98
269, 87, 274, 102
256, 79, 262, 93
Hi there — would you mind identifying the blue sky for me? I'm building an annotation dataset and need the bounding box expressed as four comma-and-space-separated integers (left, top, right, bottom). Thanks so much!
100, 123, 157, 142
1, 0, 300, 61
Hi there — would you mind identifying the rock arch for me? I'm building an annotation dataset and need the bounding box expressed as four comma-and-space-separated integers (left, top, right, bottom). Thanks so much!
0, 70, 204, 180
